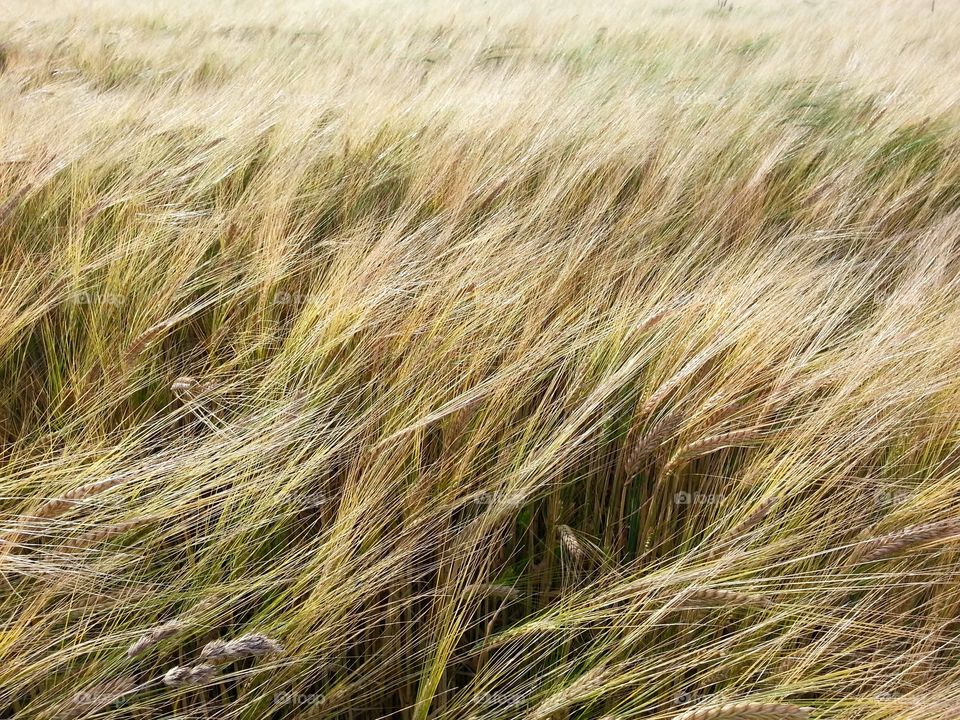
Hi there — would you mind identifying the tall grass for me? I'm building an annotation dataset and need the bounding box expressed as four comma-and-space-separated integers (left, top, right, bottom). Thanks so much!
1, 0, 960, 718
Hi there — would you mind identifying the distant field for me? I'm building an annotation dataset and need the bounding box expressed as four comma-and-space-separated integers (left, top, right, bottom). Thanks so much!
1, 1, 959, 719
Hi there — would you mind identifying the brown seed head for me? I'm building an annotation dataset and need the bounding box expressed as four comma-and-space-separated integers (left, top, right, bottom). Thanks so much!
163, 663, 220, 687
625, 412, 681, 477
127, 619, 185, 658
36, 474, 128, 519
857, 518, 960, 563
681, 587, 774, 609
171, 376, 200, 397
200, 633, 283, 665
558, 525, 585, 562
663, 428, 763, 477
673, 701, 811, 720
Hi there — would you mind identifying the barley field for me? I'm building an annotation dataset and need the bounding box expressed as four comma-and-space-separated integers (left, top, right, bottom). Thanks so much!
1, 0, 959, 718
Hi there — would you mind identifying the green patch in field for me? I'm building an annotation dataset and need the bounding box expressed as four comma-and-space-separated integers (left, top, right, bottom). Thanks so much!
207, 128, 275, 205
779, 82, 871, 132
867, 120, 949, 182
476, 42, 527, 67
732, 34, 774, 59
191, 52, 233, 87
550, 31, 664, 77
78, 46, 151, 91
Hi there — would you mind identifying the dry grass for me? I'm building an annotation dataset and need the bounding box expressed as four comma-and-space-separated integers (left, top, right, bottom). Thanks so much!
2, 0, 960, 718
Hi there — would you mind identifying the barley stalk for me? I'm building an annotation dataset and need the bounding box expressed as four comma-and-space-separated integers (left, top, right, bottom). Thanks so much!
708, 496, 779, 557
681, 588, 775, 609
641, 365, 699, 417
663, 428, 763, 476
0, 183, 33, 226
558, 524, 585, 562
635, 303, 681, 337
200, 633, 283, 665
624, 411, 680, 477
855, 518, 960, 563
697, 391, 743, 432
163, 663, 221, 687
121, 318, 176, 370
529, 666, 609, 720
673, 701, 811, 720
127, 619, 185, 658
36, 474, 129, 519
171, 375, 216, 400
171, 375, 200, 396
80, 198, 111, 225
731, 495, 778, 536
77, 518, 149, 546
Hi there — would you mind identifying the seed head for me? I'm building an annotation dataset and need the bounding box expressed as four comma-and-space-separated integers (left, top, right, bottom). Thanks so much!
127, 619, 184, 658
163, 663, 220, 687
200, 633, 283, 665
